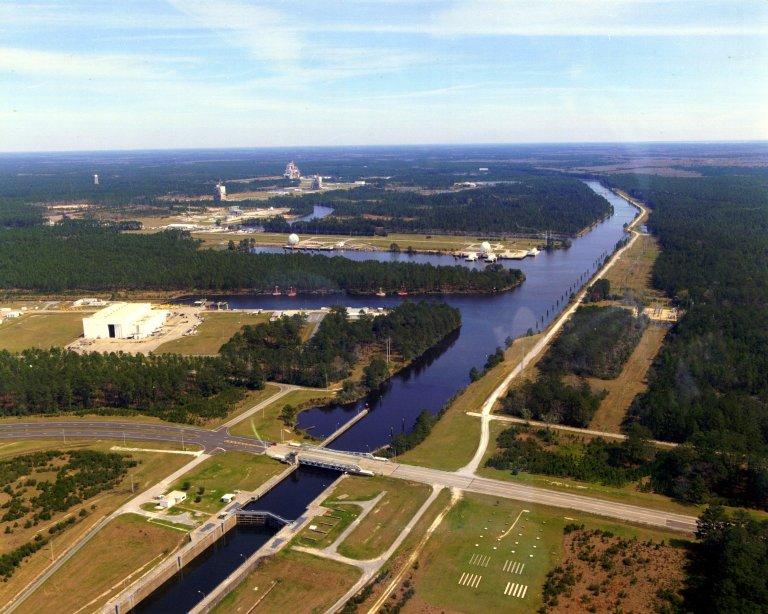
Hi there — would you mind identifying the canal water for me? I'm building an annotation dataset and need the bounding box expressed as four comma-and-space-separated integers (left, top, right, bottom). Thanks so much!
140, 182, 635, 612
231, 181, 635, 452
135, 466, 341, 613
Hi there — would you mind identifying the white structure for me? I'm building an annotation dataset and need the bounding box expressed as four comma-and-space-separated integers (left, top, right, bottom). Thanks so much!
73, 297, 108, 307
158, 490, 187, 509
93, 174, 99, 185
220, 493, 236, 503
288, 233, 300, 246
481, 241, 492, 253
82, 303, 168, 340
284, 161, 301, 179
213, 182, 227, 203
311, 174, 323, 190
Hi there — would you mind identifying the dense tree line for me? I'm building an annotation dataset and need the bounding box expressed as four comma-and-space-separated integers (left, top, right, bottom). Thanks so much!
220, 301, 461, 388
500, 375, 605, 427
687, 506, 768, 613
0, 222, 522, 294
0, 303, 459, 423
261, 175, 612, 236
0, 348, 238, 423
603, 173, 768, 507
486, 425, 651, 487
539, 305, 648, 379
0, 200, 44, 227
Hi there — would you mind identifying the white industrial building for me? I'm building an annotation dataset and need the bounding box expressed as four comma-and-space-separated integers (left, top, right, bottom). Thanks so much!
82, 303, 168, 340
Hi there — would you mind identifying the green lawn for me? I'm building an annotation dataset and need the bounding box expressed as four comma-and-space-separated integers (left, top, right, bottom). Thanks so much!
229, 388, 333, 443
407, 492, 685, 613
168, 451, 284, 514
212, 549, 360, 613
0, 312, 88, 351
155, 311, 271, 355
333, 476, 431, 560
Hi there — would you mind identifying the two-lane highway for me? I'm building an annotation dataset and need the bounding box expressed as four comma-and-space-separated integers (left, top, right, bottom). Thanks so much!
0, 420, 698, 533
0, 421, 267, 454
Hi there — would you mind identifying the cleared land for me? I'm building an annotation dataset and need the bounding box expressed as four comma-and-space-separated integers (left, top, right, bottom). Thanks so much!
229, 232, 541, 253
0, 440, 191, 607
397, 333, 542, 471
587, 325, 668, 432
330, 476, 432, 560
0, 312, 88, 351
229, 388, 334, 443
603, 234, 666, 305
211, 549, 360, 614
167, 452, 284, 514
155, 311, 271, 355
542, 526, 686, 613
399, 493, 685, 613
17, 514, 185, 614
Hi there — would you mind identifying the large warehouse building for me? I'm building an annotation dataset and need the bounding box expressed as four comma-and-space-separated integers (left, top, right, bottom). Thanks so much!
82, 303, 168, 340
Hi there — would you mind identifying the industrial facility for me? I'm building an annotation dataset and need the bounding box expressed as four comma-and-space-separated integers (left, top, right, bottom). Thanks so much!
213, 181, 227, 202
311, 174, 323, 189
82, 303, 168, 339
283, 161, 301, 179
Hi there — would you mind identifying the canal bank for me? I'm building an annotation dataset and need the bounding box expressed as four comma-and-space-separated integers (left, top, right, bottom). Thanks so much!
131, 182, 637, 612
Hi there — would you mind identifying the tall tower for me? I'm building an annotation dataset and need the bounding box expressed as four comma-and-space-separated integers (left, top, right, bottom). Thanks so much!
93, 174, 99, 186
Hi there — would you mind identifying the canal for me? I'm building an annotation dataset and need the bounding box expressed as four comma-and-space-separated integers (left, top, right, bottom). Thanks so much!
136, 182, 636, 612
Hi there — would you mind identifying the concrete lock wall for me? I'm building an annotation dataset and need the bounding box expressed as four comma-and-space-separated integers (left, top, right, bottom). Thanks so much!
104, 514, 239, 614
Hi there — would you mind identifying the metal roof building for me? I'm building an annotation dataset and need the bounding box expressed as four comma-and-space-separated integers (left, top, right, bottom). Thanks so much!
82, 302, 168, 339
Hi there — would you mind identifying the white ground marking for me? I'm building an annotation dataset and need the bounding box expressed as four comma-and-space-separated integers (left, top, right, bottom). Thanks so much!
504, 582, 529, 598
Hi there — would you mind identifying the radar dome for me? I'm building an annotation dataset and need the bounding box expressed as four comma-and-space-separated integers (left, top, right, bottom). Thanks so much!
481, 241, 492, 253
288, 233, 300, 245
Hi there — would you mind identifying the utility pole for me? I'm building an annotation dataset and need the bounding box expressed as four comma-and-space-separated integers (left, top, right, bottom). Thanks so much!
181, 429, 185, 451
386, 337, 391, 365
49, 539, 54, 561
62, 429, 66, 444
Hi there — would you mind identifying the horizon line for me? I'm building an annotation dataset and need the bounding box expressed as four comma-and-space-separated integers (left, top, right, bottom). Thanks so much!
1, 138, 767, 156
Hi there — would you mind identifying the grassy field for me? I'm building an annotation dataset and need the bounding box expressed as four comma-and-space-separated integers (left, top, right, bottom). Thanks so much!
397, 334, 542, 471
294, 504, 361, 550
0, 312, 89, 351
402, 492, 686, 613
167, 452, 284, 514
212, 549, 360, 614
229, 388, 334, 443
193, 231, 541, 253
17, 514, 185, 614
588, 324, 668, 433
0, 440, 192, 607
155, 311, 271, 355
330, 476, 431, 560
603, 233, 666, 304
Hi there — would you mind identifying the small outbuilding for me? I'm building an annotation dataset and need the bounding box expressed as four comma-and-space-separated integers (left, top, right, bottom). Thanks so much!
158, 490, 187, 509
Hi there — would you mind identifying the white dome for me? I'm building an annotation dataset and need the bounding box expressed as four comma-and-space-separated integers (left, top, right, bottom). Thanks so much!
481, 241, 492, 253
288, 233, 300, 245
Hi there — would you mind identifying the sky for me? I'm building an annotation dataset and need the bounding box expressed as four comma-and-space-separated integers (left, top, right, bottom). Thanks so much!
0, 0, 767, 152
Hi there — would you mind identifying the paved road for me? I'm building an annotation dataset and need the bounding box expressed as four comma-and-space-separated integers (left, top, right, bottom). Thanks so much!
0, 421, 267, 454
273, 445, 698, 534
458, 188, 649, 476
1, 421, 696, 533
466, 412, 678, 448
